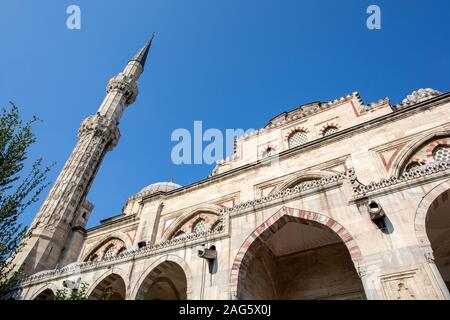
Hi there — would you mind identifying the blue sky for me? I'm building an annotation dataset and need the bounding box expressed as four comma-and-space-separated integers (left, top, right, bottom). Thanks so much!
1, 0, 449, 228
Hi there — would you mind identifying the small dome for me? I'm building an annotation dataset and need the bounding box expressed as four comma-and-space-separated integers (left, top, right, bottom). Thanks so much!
138, 182, 181, 195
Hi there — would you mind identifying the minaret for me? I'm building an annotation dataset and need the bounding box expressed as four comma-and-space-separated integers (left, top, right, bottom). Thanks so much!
12, 36, 154, 276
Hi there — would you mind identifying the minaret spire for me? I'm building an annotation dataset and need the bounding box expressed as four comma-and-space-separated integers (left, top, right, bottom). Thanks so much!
130, 33, 154, 69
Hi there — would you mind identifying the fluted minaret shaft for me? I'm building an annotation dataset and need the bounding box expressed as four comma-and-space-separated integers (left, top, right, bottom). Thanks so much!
12, 37, 154, 275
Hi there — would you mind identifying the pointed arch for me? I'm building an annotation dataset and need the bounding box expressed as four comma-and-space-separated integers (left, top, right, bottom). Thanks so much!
390, 128, 450, 177
229, 206, 362, 297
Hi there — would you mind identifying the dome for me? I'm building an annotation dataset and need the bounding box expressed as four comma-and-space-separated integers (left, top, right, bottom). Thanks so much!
138, 182, 181, 195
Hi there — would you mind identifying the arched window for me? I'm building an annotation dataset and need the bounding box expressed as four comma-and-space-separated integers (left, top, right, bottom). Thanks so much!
116, 247, 126, 255
288, 131, 308, 148
262, 147, 276, 158
433, 145, 450, 162
400, 138, 450, 176
192, 219, 206, 234
322, 126, 338, 136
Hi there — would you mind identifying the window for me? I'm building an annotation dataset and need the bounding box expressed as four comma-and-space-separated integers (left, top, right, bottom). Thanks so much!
405, 162, 422, 172
288, 131, 308, 148
192, 219, 206, 234
433, 146, 450, 162
323, 126, 338, 136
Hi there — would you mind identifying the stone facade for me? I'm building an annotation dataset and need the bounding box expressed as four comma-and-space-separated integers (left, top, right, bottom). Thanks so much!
9, 40, 450, 300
